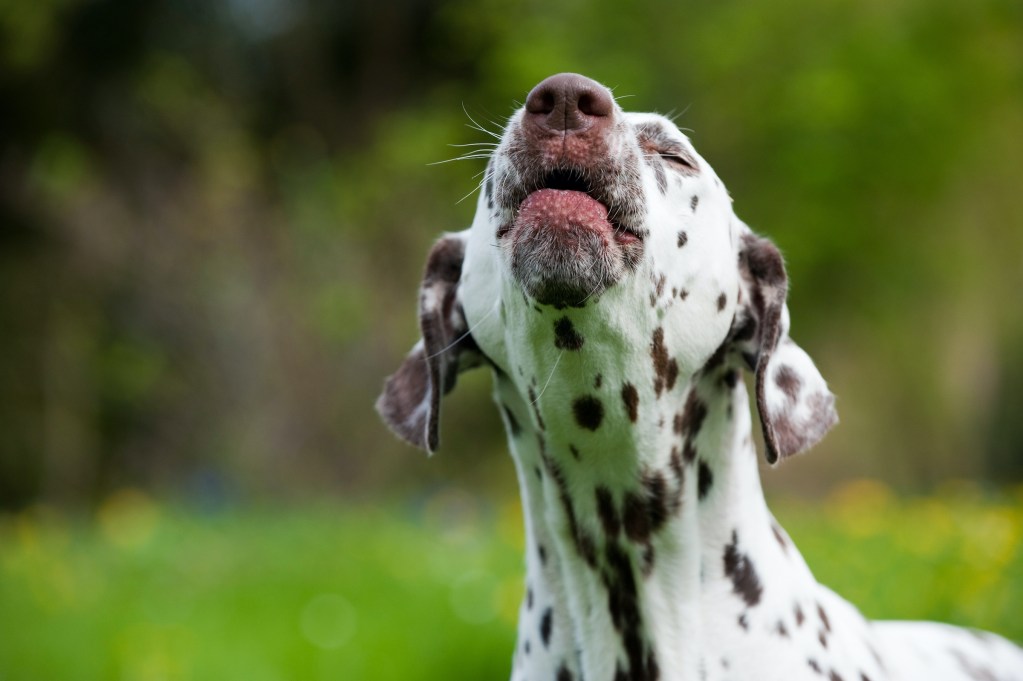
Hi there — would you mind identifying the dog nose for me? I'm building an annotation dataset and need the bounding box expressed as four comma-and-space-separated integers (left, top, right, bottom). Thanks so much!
525, 73, 614, 134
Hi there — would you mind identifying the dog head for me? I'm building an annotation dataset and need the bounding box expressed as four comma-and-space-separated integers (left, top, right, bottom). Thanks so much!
378, 73, 836, 464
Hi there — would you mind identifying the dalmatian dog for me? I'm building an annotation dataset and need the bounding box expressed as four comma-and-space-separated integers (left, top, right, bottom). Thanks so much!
376, 73, 1023, 681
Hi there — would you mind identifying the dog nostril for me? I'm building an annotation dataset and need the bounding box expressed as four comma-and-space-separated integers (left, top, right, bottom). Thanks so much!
525, 73, 613, 132
577, 91, 611, 117
527, 89, 556, 115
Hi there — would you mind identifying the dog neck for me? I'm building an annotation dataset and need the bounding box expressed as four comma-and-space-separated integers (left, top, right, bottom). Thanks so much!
494, 350, 812, 681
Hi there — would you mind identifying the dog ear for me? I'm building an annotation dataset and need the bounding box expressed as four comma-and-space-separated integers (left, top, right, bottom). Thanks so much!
376, 232, 482, 453
732, 232, 838, 464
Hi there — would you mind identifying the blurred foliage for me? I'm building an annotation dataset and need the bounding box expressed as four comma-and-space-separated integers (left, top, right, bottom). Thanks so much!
1, 482, 1021, 680
0, 0, 1022, 507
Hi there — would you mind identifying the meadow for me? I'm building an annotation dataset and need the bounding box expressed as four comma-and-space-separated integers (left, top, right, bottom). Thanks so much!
2, 481, 1021, 681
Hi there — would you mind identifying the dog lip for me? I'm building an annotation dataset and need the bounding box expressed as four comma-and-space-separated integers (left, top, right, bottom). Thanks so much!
512, 168, 643, 240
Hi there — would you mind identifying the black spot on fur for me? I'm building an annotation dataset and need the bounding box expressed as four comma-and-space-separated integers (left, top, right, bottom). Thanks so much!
677, 230, 688, 248
623, 492, 652, 543
738, 613, 749, 631
691, 195, 699, 211
697, 460, 714, 500
569, 444, 581, 460
543, 452, 598, 568
502, 405, 521, 436
717, 293, 727, 311
538, 544, 547, 565
527, 587, 533, 609
621, 383, 639, 423
596, 486, 621, 536
723, 531, 763, 607
651, 328, 679, 397
524, 639, 530, 654
669, 447, 685, 504
527, 386, 546, 431
808, 659, 823, 675
594, 373, 603, 389
776, 621, 790, 638
597, 535, 654, 678
679, 391, 709, 440
682, 440, 698, 465
640, 544, 655, 577
603, 542, 641, 638
643, 471, 669, 532
540, 607, 553, 647
557, 664, 573, 681
723, 369, 739, 389
819, 630, 829, 648
828, 671, 844, 681
554, 316, 585, 350
795, 603, 805, 627
732, 314, 757, 342
572, 395, 604, 431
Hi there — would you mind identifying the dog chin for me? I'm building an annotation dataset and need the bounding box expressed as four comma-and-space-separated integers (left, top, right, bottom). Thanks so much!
505, 188, 640, 307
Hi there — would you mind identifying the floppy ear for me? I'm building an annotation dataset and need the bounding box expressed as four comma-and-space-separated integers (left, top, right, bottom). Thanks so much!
733, 232, 838, 465
375, 232, 482, 453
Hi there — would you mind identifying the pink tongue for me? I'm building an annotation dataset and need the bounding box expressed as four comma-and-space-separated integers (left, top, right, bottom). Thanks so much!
514, 189, 612, 235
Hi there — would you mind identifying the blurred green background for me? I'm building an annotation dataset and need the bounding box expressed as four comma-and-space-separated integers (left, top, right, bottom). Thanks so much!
1, 0, 1021, 678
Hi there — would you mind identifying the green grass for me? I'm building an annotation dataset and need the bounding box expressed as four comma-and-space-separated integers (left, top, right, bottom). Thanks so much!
1, 483, 1021, 681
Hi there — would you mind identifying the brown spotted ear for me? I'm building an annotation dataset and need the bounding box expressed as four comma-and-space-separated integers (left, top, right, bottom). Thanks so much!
734, 232, 838, 465
376, 232, 482, 453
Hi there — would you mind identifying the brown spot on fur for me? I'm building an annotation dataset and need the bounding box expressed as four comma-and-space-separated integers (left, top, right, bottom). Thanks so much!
621, 383, 640, 423
623, 491, 652, 543
677, 230, 688, 248
651, 327, 679, 397
655, 273, 667, 299
775, 365, 802, 404
772, 522, 789, 552
795, 603, 805, 627
817, 603, 832, 632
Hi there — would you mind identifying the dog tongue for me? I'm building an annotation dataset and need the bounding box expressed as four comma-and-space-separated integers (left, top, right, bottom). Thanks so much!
514, 189, 613, 236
